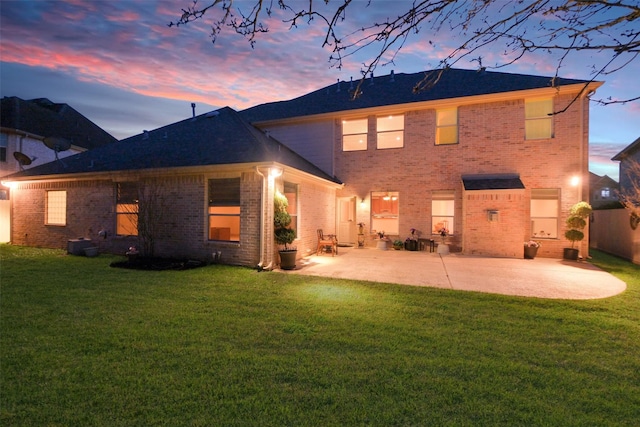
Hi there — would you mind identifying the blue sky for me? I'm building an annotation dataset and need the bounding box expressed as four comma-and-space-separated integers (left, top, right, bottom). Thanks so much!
1, 1, 638, 180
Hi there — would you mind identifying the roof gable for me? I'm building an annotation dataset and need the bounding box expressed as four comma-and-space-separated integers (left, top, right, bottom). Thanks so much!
612, 136, 640, 160
240, 68, 593, 123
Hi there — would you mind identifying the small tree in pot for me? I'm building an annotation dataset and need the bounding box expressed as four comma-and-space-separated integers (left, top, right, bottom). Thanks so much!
274, 191, 297, 269
563, 201, 592, 260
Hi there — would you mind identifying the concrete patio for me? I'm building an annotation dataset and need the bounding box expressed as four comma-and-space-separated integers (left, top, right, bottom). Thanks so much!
282, 246, 627, 300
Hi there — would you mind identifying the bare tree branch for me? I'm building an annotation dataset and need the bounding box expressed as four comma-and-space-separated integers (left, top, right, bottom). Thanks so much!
170, 0, 640, 105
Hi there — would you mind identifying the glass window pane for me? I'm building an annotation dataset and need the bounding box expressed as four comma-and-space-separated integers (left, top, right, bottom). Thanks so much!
377, 115, 404, 132
525, 119, 552, 139
117, 213, 138, 236
343, 134, 367, 151
525, 99, 552, 119
343, 119, 367, 135
531, 188, 559, 238
377, 131, 404, 149
436, 126, 458, 145
437, 108, 457, 126
208, 178, 241, 242
432, 191, 454, 234
46, 190, 66, 225
371, 191, 399, 235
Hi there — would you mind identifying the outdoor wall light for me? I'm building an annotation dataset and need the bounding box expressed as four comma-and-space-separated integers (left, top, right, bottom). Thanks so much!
570, 175, 580, 186
360, 198, 366, 207
269, 166, 283, 178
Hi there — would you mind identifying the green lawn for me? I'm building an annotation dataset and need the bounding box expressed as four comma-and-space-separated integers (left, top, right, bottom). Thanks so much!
1, 245, 639, 426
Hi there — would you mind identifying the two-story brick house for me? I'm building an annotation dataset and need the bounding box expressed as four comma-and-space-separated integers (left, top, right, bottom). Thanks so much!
242, 68, 602, 259
2, 68, 602, 265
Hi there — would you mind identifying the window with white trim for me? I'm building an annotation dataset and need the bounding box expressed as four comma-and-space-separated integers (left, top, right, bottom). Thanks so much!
116, 182, 138, 236
342, 118, 368, 151
531, 188, 559, 238
525, 98, 553, 140
432, 190, 454, 235
436, 108, 458, 145
376, 115, 404, 149
208, 178, 240, 242
371, 191, 399, 235
46, 190, 66, 225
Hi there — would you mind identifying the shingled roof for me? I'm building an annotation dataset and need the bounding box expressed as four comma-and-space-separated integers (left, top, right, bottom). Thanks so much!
1, 96, 117, 149
240, 68, 591, 123
6, 107, 340, 184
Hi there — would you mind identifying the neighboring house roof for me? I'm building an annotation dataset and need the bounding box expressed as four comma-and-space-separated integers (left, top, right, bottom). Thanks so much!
1, 96, 117, 149
241, 68, 595, 123
612, 136, 640, 160
462, 174, 525, 191
5, 107, 341, 184
589, 171, 618, 189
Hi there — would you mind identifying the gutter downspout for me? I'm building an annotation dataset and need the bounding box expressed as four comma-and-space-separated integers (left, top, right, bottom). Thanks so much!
254, 166, 273, 271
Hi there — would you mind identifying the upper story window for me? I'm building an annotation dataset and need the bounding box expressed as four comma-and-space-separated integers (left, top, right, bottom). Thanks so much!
376, 115, 404, 149
342, 118, 368, 151
208, 178, 240, 242
116, 182, 138, 236
46, 190, 67, 226
436, 108, 458, 145
525, 98, 554, 140
0, 133, 8, 162
600, 188, 611, 198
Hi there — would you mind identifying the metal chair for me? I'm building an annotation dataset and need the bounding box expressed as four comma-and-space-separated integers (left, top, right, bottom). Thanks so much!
316, 229, 338, 256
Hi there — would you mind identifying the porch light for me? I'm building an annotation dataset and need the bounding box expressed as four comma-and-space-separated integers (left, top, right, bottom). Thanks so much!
570, 176, 580, 187
360, 198, 366, 207
269, 166, 283, 178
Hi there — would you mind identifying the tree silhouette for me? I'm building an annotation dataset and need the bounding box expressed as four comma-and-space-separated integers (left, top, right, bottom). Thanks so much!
170, 0, 639, 106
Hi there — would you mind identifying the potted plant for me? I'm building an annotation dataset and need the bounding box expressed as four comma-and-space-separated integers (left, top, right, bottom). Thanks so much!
274, 191, 297, 269
393, 239, 404, 250
404, 228, 419, 251
563, 201, 592, 260
437, 226, 449, 254
376, 231, 388, 250
524, 240, 540, 259
357, 222, 366, 248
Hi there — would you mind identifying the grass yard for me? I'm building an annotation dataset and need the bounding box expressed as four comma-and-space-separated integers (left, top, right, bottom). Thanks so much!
1, 245, 639, 426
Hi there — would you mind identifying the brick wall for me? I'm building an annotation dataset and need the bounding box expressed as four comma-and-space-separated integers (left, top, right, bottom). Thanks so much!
334, 93, 589, 258
10, 171, 264, 266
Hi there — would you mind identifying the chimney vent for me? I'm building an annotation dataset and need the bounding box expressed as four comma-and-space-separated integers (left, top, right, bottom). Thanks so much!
390, 70, 395, 82
369, 72, 374, 86
191, 102, 196, 118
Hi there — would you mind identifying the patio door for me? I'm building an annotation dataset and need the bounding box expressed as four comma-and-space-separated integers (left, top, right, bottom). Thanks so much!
337, 197, 356, 246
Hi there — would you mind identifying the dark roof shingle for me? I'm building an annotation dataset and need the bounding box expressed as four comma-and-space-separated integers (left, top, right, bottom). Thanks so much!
241, 68, 591, 123
6, 107, 340, 184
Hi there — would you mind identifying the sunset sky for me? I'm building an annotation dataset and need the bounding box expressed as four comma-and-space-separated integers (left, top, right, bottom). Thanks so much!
1, 1, 638, 180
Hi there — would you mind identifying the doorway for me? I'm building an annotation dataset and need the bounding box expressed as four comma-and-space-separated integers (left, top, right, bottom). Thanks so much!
337, 197, 356, 246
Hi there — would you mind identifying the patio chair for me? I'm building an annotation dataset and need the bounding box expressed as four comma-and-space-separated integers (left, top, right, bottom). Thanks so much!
316, 229, 338, 256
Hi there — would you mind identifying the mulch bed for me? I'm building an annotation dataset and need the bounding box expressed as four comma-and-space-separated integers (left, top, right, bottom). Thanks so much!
110, 257, 205, 271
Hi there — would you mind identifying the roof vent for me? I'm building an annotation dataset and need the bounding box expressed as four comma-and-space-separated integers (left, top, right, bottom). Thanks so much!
191, 102, 196, 117
349, 76, 354, 91
142, 130, 149, 140
205, 111, 219, 118
369, 72, 374, 86
336, 79, 341, 93
390, 70, 395, 82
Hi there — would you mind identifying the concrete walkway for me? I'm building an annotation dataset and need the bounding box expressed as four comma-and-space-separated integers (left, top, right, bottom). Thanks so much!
282, 247, 627, 300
